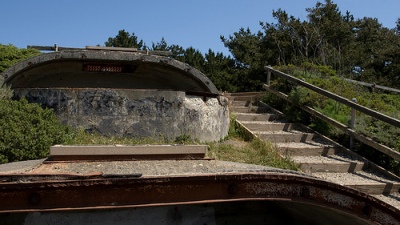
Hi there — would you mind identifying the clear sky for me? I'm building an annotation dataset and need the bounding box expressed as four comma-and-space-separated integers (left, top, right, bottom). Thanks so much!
1, 0, 398, 55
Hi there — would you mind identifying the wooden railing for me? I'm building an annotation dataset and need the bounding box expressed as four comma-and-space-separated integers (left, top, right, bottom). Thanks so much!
264, 66, 400, 161
344, 78, 400, 94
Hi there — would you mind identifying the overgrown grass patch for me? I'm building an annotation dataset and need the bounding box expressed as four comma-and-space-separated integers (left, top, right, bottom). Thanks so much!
65, 115, 299, 171
207, 138, 298, 171
62, 129, 170, 146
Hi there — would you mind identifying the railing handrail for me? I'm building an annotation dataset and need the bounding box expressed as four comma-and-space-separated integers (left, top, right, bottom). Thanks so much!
265, 66, 400, 129
264, 66, 400, 161
344, 78, 400, 94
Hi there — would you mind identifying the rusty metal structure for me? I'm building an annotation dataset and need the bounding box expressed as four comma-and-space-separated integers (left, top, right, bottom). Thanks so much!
0, 167, 399, 224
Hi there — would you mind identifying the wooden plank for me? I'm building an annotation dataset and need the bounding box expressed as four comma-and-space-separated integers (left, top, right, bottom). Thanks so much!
28, 45, 172, 56
278, 146, 340, 156
241, 122, 295, 132
27, 45, 82, 51
86, 46, 138, 52
235, 113, 278, 122
263, 85, 400, 161
256, 132, 315, 143
51, 145, 207, 156
264, 66, 400, 128
298, 162, 364, 173
27, 45, 56, 51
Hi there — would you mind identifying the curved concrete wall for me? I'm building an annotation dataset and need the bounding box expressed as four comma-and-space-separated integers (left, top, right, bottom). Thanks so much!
1, 51, 219, 95
13, 88, 229, 142
3, 51, 228, 141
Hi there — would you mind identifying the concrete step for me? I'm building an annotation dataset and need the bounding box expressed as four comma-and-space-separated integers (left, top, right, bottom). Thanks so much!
230, 100, 259, 107
372, 193, 400, 210
256, 131, 315, 143
227, 94, 261, 102
240, 121, 297, 132
276, 142, 341, 156
313, 170, 400, 195
235, 113, 279, 122
231, 106, 270, 113
292, 154, 366, 173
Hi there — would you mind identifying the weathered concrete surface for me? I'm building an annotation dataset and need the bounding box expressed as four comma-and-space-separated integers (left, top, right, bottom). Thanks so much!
13, 88, 229, 142
1, 50, 228, 141
1, 50, 219, 95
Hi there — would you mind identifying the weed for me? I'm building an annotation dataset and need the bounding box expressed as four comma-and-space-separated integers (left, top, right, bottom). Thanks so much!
207, 138, 298, 171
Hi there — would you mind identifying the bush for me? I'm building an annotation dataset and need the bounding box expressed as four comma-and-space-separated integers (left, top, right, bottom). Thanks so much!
0, 77, 13, 100
0, 98, 72, 163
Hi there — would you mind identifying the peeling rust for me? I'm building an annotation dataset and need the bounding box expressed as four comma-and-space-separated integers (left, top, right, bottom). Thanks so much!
300, 186, 310, 198
28, 192, 41, 206
0, 172, 399, 224
228, 183, 239, 195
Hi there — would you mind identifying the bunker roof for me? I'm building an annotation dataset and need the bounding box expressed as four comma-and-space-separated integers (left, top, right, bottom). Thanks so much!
1, 49, 219, 95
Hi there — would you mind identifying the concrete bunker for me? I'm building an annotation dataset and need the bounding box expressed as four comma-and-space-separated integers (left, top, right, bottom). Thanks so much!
1, 50, 229, 142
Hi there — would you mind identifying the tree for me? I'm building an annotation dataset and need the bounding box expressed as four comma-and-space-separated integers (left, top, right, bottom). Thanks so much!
221, 27, 264, 68
151, 37, 168, 51
221, 27, 267, 91
0, 44, 41, 74
105, 29, 146, 50
351, 17, 400, 86
204, 49, 239, 92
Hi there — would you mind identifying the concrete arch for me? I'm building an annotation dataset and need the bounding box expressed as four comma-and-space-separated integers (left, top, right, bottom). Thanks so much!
1, 50, 219, 95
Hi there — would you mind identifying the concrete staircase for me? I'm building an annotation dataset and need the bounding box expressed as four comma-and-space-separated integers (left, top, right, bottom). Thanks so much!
226, 92, 400, 207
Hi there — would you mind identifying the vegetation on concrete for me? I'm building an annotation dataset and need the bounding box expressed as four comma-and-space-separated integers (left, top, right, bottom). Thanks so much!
62, 128, 170, 146
208, 138, 299, 171
208, 115, 299, 171
63, 115, 299, 171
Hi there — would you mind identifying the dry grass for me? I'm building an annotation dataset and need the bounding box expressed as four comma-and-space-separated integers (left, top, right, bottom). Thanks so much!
64, 123, 299, 171
208, 137, 299, 171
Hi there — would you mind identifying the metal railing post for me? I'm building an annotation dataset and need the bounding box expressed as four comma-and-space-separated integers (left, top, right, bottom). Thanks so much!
350, 98, 357, 150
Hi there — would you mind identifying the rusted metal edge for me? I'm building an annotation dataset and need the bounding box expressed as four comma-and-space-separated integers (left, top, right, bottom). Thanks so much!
0, 172, 142, 183
0, 172, 398, 224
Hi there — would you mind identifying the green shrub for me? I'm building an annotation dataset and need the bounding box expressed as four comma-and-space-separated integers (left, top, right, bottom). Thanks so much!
0, 98, 72, 163
0, 85, 13, 100
0, 77, 13, 100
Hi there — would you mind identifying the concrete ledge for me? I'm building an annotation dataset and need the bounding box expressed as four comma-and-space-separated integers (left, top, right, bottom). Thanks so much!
50, 145, 207, 161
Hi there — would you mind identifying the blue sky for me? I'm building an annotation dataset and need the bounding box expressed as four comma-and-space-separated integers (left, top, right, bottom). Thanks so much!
1, 0, 398, 55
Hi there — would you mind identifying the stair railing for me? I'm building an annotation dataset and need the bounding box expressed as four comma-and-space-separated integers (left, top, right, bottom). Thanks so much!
264, 66, 400, 161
